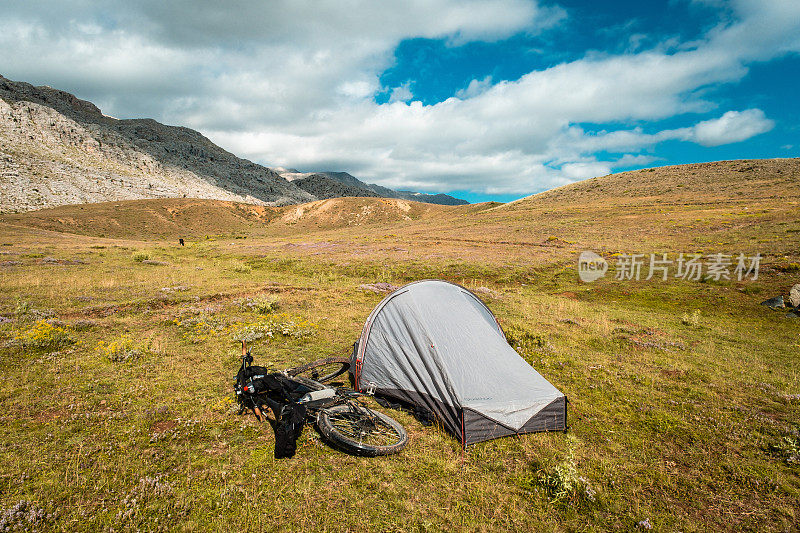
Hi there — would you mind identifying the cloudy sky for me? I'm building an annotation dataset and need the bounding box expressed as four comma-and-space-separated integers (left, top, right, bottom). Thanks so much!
1, 0, 798, 202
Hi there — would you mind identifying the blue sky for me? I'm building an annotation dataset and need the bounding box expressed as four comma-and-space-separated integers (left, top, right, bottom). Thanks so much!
1, 0, 798, 203
374, 1, 800, 201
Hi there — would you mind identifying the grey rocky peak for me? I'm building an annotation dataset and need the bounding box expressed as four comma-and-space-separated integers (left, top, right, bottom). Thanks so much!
0, 74, 314, 212
1, 74, 467, 213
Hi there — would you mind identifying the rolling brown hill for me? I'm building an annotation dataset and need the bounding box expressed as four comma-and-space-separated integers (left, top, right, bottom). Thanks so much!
0, 198, 279, 239
467, 158, 800, 256
505, 158, 800, 208
0, 196, 456, 240
2, 158, 798, 269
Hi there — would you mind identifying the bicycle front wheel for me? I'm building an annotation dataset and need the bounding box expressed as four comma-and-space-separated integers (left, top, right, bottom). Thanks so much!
287, 357, 349, 384
316, 404, 408, 457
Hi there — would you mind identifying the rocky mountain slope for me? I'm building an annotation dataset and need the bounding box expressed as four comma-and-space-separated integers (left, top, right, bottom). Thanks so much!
0, 75, 468, 213
0, 75, 315, 212
277, 169, 468, 205
393, 190, 470, 206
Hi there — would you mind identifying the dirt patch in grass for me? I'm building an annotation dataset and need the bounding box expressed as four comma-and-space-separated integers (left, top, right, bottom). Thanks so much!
33, 408, 70, 422
151, 420, 178, 433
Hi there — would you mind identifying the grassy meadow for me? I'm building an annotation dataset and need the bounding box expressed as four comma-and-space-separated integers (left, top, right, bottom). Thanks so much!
1, 159, 799, 531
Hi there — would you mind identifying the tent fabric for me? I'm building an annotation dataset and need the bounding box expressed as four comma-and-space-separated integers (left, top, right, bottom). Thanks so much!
352, 280, 566, 445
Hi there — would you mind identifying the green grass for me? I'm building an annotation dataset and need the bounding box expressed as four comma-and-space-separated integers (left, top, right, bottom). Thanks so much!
0, 203, 799, 531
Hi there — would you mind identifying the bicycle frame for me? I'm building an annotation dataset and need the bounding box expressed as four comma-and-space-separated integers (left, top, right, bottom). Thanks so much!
232, 342, 408, 457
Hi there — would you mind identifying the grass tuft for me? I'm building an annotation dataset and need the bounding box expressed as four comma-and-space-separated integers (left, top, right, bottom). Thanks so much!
96, 335, 147, 363
132, 251, 150, 262
681, 309, 702, 327
231, 262, 252, 274
770, 434, 800, 465
519, 436, 597, 505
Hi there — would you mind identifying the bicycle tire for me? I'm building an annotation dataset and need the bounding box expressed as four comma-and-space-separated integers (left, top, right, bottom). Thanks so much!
287, 357, 350, 384
316, 404, 408, 457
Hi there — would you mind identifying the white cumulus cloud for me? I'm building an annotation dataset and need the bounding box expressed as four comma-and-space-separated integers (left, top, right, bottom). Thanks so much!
689, 109, 775, 146
0, 0, 796, 196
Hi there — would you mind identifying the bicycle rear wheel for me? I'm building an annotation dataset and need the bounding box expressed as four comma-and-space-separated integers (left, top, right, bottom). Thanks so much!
316, 404, 407, 457
287, 357, 349, 384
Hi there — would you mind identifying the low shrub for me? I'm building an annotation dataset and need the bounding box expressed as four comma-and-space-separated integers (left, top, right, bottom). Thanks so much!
776, 262, 800, 273
231, 314, 317, 343
96, 335, 146, 362
741, 285, 763, 295
231, 262, 252, 274
770, 435, 800, 465
0, 500, 55, 531
681, 309, 701, 327
132, 251, 150, 262
506, 325, 552, 354
172, 314, 229, 343
14, 299, 53, 322
518, 436, 597, 504
12, 320, 74, 351
236, 296, 279, 314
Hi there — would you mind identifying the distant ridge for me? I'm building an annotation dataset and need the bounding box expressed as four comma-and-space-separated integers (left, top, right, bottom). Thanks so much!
278, 169, 468, 206
2, 159, 797, 246
292, 173, 381, 200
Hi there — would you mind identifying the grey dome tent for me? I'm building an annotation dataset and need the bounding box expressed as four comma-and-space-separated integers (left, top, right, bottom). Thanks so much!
352, 280, 566, 446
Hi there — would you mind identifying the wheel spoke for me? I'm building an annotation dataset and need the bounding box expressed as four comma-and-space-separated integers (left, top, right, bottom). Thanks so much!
326, 410, 402, 447
317, 402, 408, 455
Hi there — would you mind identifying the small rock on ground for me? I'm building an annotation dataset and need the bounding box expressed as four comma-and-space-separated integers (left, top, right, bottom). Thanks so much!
472, 286, 500, 298
760, 296, 785, 308
41, 257, 86, 265
359, 282, 399, 294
